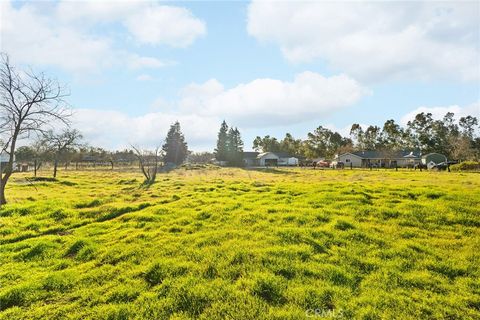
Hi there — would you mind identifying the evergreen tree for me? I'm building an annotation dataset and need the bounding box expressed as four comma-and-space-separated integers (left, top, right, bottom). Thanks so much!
162, 121, 188, 165
214, 120, 229, 161
226, 127, 244, 166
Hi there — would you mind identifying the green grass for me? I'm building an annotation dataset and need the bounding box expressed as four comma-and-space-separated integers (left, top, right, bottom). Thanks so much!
0, 168, 479, 319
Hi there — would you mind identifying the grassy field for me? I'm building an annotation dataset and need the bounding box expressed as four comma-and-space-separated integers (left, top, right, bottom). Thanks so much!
0, 167, 479, 319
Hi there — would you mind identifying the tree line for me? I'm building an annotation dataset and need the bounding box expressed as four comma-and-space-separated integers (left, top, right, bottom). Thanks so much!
2, 51, 479, 202
0, 53, 189, 203
214, 120, 244, 166
252, 113, 480, 161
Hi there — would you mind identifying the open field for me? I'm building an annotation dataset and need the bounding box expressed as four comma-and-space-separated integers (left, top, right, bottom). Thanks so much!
0, 168, 479, 319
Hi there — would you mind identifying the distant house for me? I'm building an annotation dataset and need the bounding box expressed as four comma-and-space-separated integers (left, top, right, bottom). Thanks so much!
421, 153, 447, 165
243, 151, 299, 167
0, 152, 15, 173
336, 150, 421, 168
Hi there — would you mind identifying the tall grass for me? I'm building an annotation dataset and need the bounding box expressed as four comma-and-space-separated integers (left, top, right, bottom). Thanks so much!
0, 168, 479, 319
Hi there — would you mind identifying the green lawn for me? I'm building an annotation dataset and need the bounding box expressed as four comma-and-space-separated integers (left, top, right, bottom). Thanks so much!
0, 168, 479, 319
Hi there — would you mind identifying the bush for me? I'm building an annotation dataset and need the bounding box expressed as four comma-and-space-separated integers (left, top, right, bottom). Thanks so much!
450, 161, 480, 171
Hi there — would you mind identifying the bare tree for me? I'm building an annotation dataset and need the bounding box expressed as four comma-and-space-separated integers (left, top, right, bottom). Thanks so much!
131, 145, 161, 184
0, 53, 70, 204
42, 129, 82, 178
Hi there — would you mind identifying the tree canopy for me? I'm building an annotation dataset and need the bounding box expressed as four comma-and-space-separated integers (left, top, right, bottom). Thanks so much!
162, 121, 188, 165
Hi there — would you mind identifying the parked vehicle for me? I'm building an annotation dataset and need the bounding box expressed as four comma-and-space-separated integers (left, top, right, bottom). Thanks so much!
431, 162, 449, 171
317, 160, 331, 168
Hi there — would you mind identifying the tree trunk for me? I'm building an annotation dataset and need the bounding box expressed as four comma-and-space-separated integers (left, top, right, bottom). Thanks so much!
34, 159, 37, 177
1, 130, 19, 205
0, 181, 6, 206
53, 158, 58, 178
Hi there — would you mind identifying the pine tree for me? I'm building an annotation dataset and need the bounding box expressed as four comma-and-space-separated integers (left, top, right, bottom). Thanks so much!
226, 127, 244, 166
215, 120, 229, 161
162, 121, 188, 165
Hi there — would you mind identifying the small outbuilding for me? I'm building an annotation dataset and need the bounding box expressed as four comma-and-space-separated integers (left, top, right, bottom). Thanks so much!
421, 153, 447, 165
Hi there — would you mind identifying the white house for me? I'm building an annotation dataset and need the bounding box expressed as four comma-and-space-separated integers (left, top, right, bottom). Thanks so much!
257, 152, 280, 166
0, 152, 10, 163
243, 152, 299, 167
336, 150, 421, 168
0, 152, 14, 172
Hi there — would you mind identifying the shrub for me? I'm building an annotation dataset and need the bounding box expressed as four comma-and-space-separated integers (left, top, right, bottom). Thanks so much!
450, 161, 480, 171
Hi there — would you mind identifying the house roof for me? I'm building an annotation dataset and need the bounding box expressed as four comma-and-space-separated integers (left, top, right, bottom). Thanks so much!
243, 151, 259, 160
274, 152, 294, 158
422, 152, 446, 159
256, 152, 278, 159
255, 152, 297, 159
346, 150, 421, 159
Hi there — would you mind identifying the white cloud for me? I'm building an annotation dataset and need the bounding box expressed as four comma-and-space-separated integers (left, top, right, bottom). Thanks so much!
136, 74, 154, 82
0, 2, 115, 72
72, 109, 219, 151
73, 71, 368, 150
128, 55, 173, 69
124, 5, 206, 47
247, 1, 480, 82
0, 1, 204, 73
400, 101, 480, 125
178, 72, 369, 126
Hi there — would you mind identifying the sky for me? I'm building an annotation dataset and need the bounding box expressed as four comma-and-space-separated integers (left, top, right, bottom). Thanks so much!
1, 0, 479, 151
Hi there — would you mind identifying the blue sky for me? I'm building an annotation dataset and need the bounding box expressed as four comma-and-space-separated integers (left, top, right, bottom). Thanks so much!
1, 1, 479, 151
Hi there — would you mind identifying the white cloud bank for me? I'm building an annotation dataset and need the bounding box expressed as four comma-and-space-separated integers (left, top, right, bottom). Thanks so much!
247, 1, 480, 82
72, 109, 219, 151
72, 71, 368, 149
179, 72, 369, 126
0, 1, 205, 73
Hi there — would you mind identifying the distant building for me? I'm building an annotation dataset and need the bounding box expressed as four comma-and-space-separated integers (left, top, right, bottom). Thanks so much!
243, 151, 299, 167
421, 153, 447, 166
0, 152, 15, 172
336, 150, 422, 168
